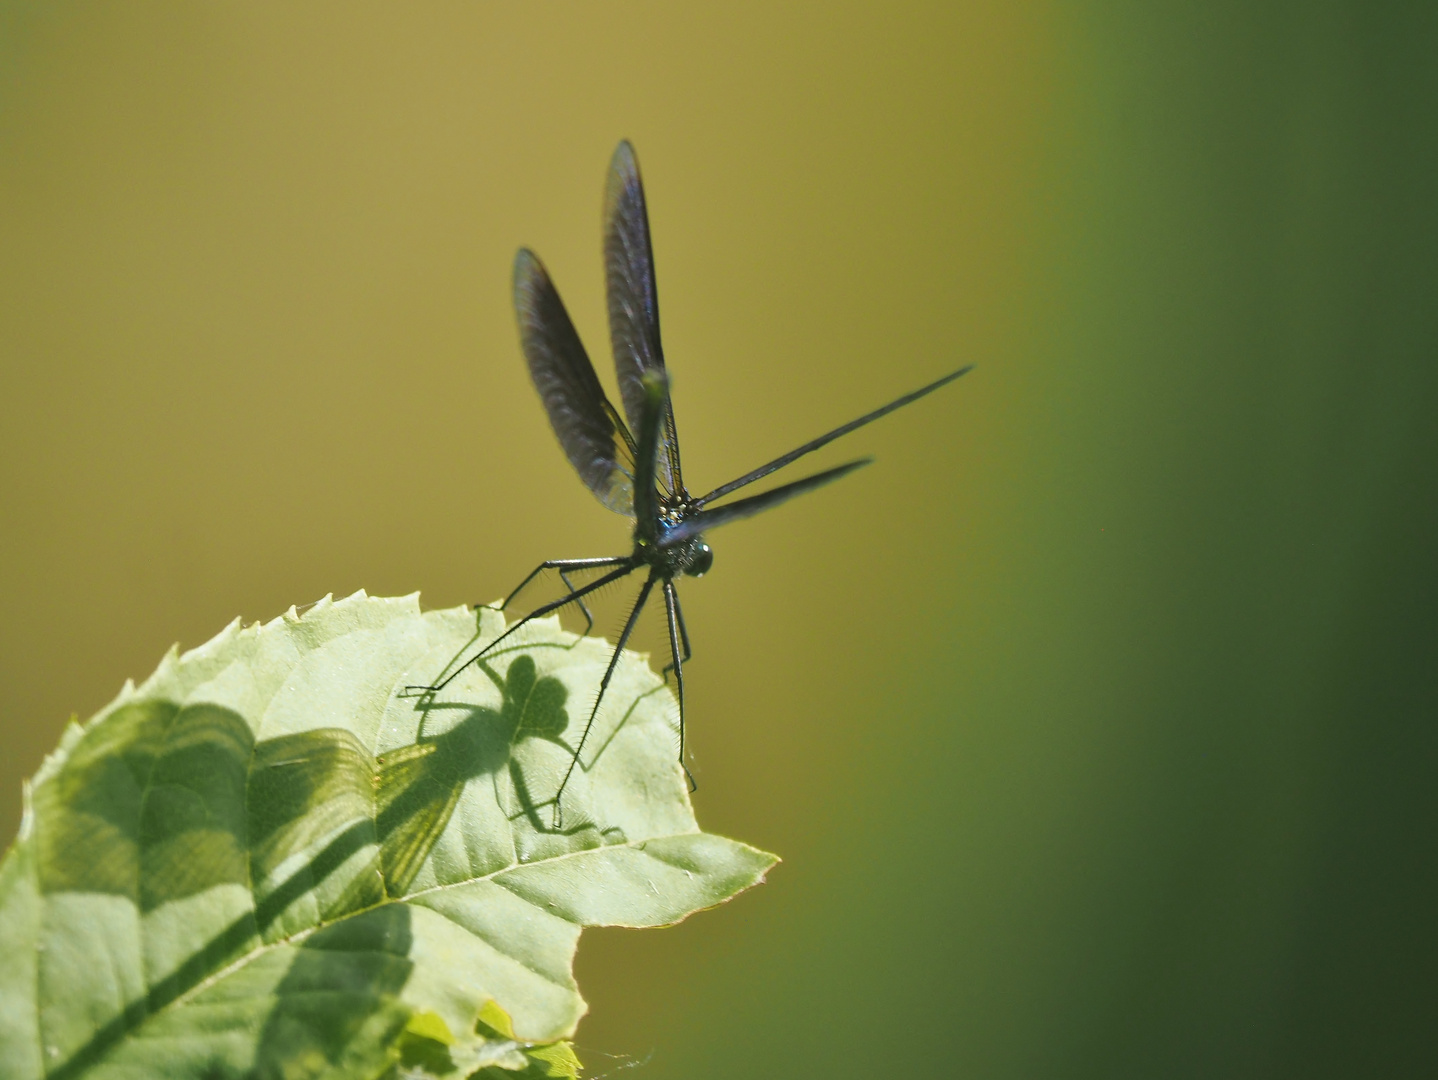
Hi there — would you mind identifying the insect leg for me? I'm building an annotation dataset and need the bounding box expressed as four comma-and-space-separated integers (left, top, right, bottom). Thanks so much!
664, 581, 697, 793
492, 556, 632, 611
557, 566, 608, 638
660, 584, 692, 679
553, 572, 658, 826
409, 560, 637, 695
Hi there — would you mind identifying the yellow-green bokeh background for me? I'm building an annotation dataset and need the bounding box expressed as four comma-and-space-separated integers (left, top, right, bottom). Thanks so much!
3, 3, 1435, 1076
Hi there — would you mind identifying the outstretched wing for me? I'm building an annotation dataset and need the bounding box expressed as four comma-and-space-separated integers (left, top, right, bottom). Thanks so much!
696, 366, 973, 505
514, 248, 636, 516
665, 458, 872, 544
605, 140, 683, 495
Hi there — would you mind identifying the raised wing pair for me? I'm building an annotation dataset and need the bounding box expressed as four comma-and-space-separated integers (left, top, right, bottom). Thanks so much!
419, 142, 969, 824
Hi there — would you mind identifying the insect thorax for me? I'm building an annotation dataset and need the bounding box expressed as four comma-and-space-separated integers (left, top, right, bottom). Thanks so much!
638, 499, 713, 578
636, 531, 705, 577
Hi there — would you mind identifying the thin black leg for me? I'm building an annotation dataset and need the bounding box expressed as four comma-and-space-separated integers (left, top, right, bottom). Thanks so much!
664, 581, 697, 793
660, 585, 692, 679
553, 571, 658, 826
409, 560, 638, 695
557, 569, 596, 637
493, 556, 632, 614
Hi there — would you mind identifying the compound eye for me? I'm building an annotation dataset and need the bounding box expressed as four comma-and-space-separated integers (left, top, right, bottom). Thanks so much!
687, 543, 713, 578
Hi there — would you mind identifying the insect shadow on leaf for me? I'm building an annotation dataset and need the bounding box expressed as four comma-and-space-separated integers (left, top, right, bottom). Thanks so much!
380, 648, 633, 897
402, 608, 665, 836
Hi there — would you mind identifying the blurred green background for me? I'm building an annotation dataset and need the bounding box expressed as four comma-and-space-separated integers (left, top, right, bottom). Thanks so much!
2, 2, 1434, 1076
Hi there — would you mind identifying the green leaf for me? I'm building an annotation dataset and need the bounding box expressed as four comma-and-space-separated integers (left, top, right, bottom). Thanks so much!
0, 592, 776, 1080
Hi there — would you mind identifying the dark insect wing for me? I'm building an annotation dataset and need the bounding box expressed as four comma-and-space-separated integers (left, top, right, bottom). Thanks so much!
605, 140, 683, 495
697, 365, 973, 505
632, 370, 670, 545
513, 248, 637, 516
665, 457, 872, 544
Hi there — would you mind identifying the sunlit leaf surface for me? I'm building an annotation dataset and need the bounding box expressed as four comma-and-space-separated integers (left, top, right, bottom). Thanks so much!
0, 592, 775, 1079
